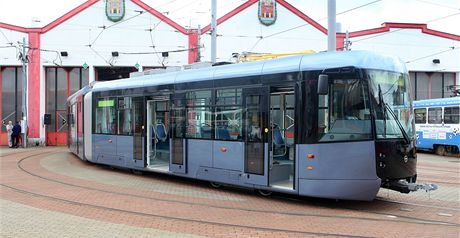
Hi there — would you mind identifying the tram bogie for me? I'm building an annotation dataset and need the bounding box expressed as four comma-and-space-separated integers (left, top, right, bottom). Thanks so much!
68, 51, 421, 201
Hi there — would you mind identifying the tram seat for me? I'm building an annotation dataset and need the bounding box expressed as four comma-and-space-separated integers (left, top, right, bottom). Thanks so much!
200, 125, 212, 139
216, 127, 231, 140
155, 123, 168, 142
273, 127, 285, 145
273, 126, 288, 160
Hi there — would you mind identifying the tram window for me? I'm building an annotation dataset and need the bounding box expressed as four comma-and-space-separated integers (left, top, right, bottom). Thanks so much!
117, 97, 133, 135
414, 108, 427, 124
215, 88, 242, 141
216, 88, 241, 105
186, 107, 212, 139
172, 100, 186, 138
428, 107, 442, 124
317, 79, 372, 142
132, 97, 144, 133
246, 96, 262, 142
187, 90, 212, 106
95, 98, 117, 134
444, 107, 459, 124
186, 90, 213, 139
215, 106, 242, 141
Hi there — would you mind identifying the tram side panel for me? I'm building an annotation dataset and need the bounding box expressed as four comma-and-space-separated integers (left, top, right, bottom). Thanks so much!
297, 141, 381, 201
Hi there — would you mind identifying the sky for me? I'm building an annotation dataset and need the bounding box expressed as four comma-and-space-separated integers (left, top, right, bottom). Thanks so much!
0, 0, 459, 35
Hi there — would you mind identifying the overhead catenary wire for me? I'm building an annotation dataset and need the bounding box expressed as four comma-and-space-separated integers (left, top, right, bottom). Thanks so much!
405, 46, 458, 64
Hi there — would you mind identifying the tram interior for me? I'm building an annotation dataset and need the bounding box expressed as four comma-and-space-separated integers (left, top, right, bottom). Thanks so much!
268, 90, 295, 190
148, 100, 170, 171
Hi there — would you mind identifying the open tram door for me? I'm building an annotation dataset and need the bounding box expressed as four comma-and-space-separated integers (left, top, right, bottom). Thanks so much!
146, 97, 170, 172
269, 86, 295, 191
243, 87, 269, 186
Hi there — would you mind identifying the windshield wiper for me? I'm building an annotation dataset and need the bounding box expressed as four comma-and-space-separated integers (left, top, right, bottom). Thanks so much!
384, 103, 410, 144
378, 85, 387, 136
378, 84, 410, 144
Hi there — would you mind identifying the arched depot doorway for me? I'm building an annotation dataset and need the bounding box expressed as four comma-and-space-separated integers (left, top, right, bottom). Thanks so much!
45, 67, 88, 146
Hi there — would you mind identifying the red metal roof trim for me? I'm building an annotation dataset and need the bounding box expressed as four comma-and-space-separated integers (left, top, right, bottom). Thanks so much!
277, 0, 327, 34
0, 22, 29, 33
202, 0, 258, 33
201, 0, 327, 35
349, 22, 460, 41
41, 0, 99, 33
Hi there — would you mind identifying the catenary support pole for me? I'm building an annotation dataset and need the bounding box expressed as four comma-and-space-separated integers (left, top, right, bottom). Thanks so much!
328, 0, 336, 52
21, 37, 28, 147
211, 0, 217, 63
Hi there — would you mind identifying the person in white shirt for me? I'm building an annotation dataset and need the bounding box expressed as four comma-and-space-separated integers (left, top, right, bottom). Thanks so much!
2, 120, 13, 148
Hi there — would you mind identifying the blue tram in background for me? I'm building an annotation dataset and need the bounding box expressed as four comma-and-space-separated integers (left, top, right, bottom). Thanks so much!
414, 98, 460, 155
68, 51, 421, 201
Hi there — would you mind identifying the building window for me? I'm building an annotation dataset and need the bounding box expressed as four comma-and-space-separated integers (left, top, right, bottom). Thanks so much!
1, 67, 23, 132
411, 72, 457, 100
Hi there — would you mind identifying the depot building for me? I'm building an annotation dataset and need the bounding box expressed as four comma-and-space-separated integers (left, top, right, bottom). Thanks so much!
1, 0, 459, 146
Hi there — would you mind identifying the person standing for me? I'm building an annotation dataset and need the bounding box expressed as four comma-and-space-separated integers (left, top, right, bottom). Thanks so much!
11, 121, 21, 148
2, 120, 13, 148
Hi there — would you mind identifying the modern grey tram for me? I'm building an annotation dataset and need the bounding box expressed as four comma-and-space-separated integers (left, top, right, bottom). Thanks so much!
68, 51, 420, 201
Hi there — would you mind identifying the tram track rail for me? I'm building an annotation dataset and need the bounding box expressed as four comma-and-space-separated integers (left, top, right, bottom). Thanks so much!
4, 151, 456, 230
1, 183, 373, 238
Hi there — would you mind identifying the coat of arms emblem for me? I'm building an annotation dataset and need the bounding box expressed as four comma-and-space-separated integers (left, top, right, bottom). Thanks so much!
258, 0, 277, 26
106, 0, 125, 22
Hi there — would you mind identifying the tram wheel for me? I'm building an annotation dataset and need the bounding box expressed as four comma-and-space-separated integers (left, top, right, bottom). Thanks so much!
210, 182, 223, 188
435, 145, 446, 156
131, 169, 143, 175
257, 189, 272, 196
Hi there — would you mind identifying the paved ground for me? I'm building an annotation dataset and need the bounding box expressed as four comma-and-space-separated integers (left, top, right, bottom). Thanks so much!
0, 146, 458, 238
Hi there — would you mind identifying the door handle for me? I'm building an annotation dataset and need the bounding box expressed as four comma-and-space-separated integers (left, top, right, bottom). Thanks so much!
108, 139, 113, 143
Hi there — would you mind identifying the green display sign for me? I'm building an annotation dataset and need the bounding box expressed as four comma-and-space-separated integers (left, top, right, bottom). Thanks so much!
98, 99, 114, 107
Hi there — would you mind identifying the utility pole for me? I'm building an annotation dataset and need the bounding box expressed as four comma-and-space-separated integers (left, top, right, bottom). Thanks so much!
21, 37, 28, 147
211, 0, 217, 63
197, 24, 201, 62
327, 0, 336, 52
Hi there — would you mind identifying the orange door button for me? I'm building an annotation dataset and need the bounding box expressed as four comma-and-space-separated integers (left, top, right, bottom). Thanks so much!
307, 154, 315, 159
307, 166, 313, 170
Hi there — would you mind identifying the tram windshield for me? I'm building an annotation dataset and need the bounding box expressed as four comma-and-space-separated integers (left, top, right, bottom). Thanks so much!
318, 78, 372, 142
368, 70, 415, 140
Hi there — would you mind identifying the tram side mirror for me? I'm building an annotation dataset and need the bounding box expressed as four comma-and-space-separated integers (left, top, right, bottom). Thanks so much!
318, 74, 329, 95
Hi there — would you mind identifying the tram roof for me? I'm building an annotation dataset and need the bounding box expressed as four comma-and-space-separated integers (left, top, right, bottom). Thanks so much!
91, 50, 407, 92
414, 97, 460, 107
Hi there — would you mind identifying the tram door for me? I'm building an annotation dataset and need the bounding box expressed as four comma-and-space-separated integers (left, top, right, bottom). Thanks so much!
170, 95, 187, 174
269, 88, 295, 190
146, 99, 170, 172
243, 88, 269, 186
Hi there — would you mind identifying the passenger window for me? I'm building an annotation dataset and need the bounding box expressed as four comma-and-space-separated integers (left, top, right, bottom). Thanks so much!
444, 106, 459, 124
95, 98, 117, 134
414, 108, 426, 124
186, 90, 212, 139
215, 89, 242, 141
428, 107, 442, 124
117, 97, 133, 135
